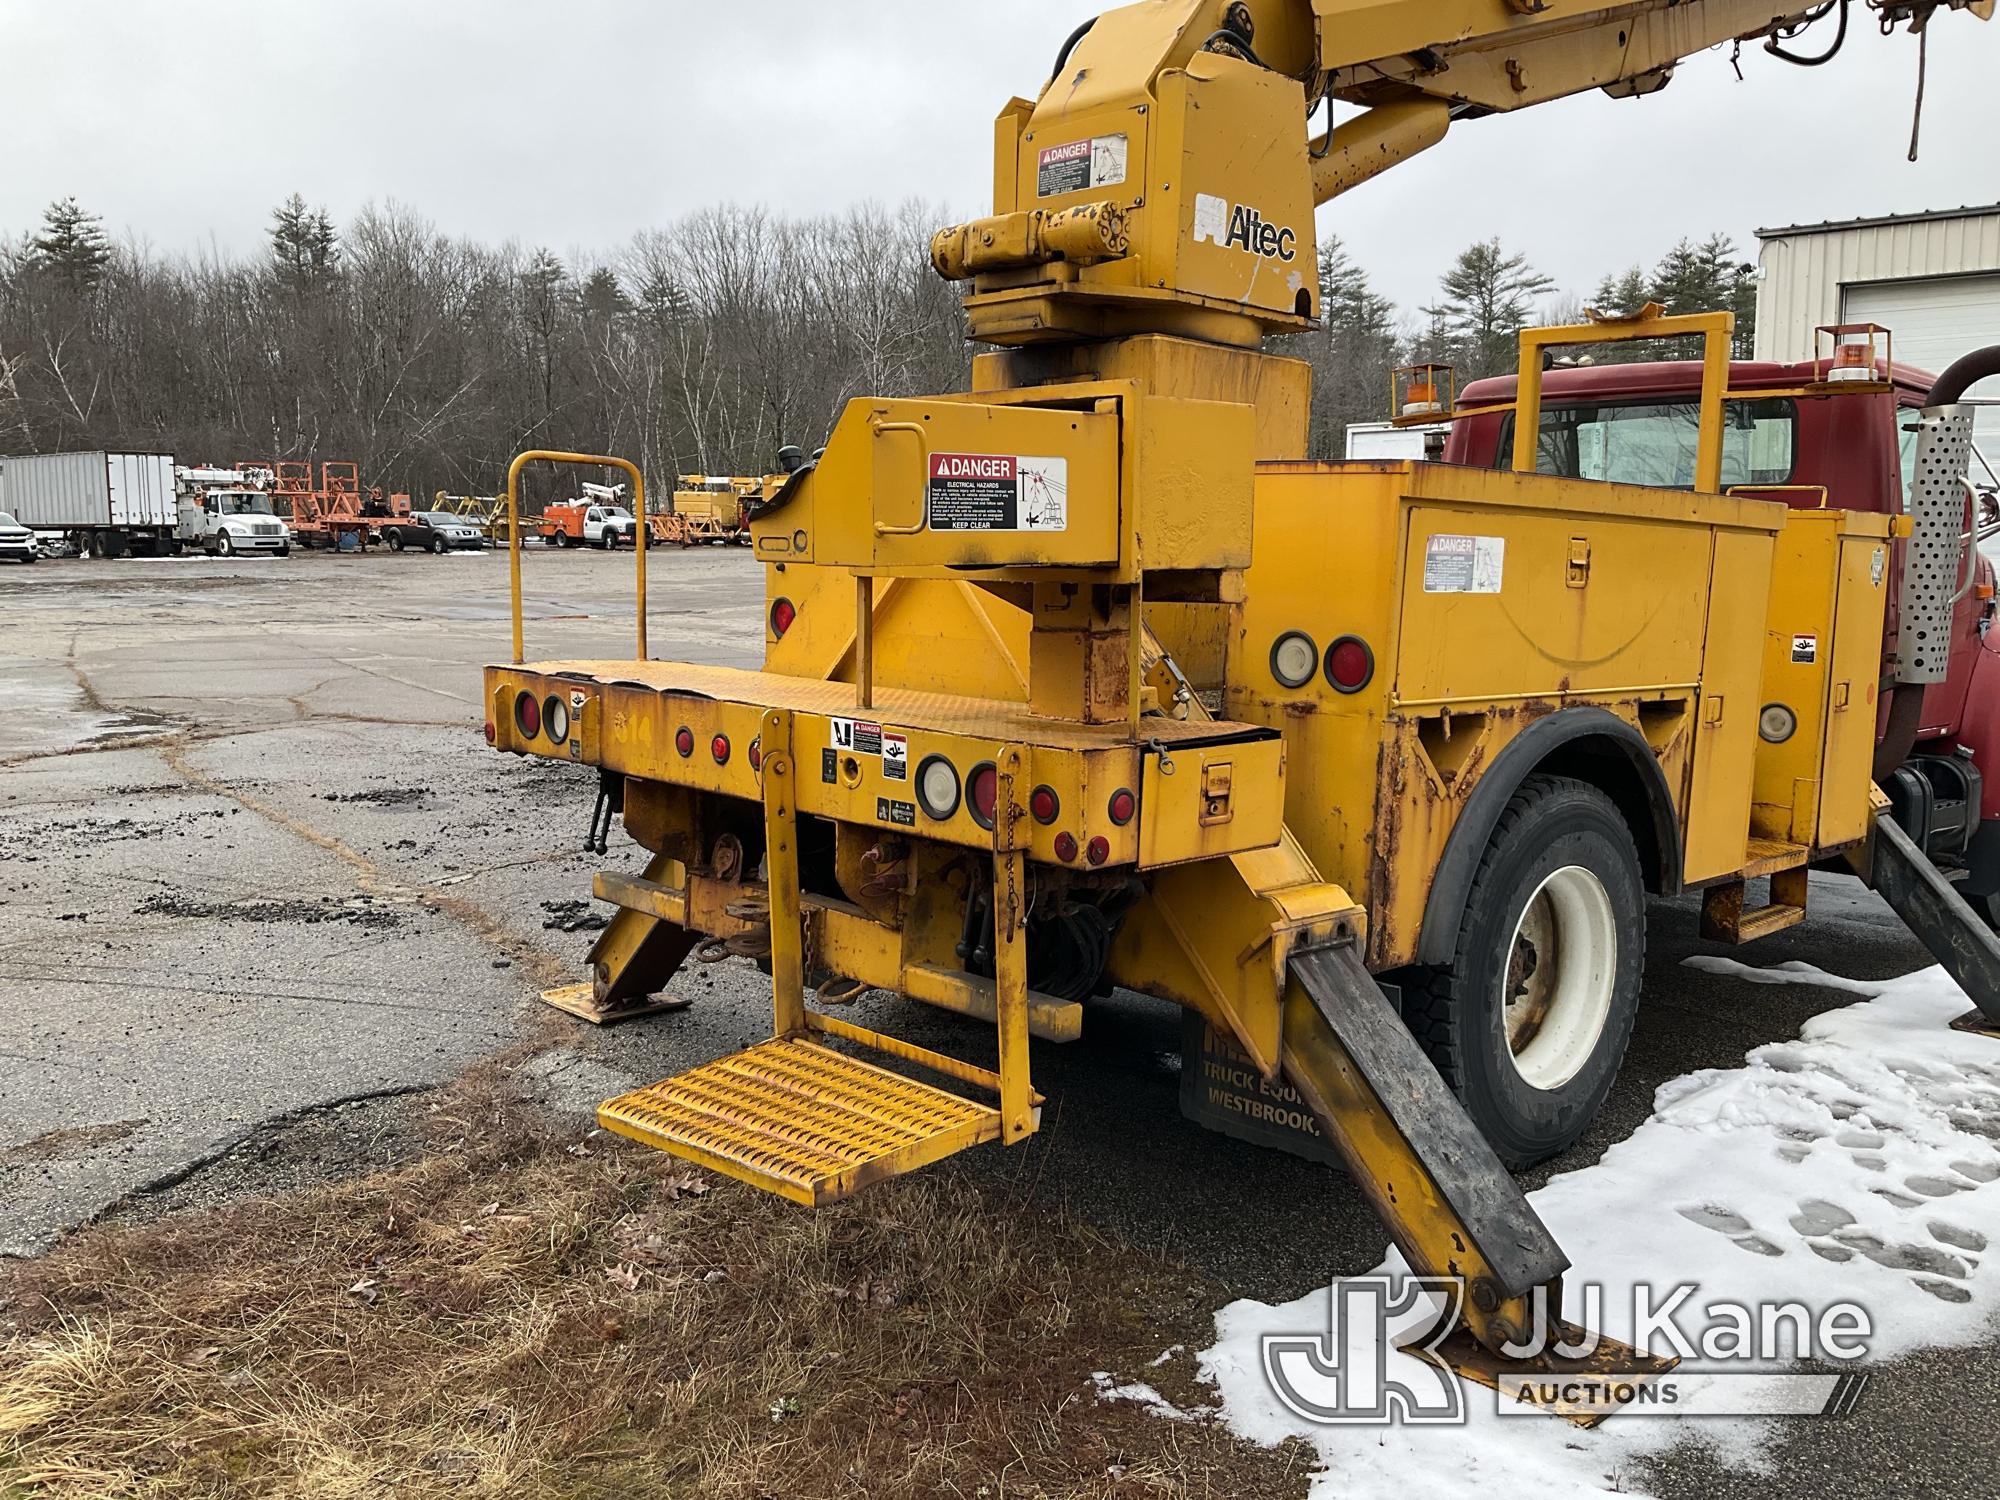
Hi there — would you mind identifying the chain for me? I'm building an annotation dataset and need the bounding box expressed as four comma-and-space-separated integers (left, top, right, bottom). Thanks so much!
1001, 763, 1022, 943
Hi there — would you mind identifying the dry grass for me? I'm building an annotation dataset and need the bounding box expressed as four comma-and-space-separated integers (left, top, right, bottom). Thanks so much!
0, 1068, 1311, 1499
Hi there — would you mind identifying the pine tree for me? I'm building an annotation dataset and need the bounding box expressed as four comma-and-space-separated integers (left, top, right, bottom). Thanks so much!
1421, 239, 1555, 378
29, 197, 110, 288
269, 194, 339, 286
1591, 266, 1652, 319
578, 266, 630, 324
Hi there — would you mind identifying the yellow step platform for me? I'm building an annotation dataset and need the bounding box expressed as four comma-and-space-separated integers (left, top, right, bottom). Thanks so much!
597, 1036, 1003, 1206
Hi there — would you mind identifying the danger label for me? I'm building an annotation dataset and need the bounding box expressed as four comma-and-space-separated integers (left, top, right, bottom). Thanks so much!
927, 453, 1068, 533
831, 717, 882, 755
1792, 634, 1818, 664
1036, 134, 1128, 198
1422, 533, 1505, 595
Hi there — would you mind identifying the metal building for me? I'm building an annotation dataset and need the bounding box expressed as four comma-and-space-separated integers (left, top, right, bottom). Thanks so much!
1756, 203, 2000, 444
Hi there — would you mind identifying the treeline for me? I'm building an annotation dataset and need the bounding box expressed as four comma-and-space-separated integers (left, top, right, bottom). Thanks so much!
0, 195, 1757, 495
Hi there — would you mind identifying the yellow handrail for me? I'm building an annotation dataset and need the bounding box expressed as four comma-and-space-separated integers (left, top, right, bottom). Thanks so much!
506, 450, 648, 665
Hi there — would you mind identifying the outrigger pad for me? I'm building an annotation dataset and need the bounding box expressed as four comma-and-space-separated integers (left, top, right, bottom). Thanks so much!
598, 1037, 1003, 1206
539, 982, 692, 1026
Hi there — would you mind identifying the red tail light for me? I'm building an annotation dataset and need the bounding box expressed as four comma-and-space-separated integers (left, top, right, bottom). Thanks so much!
513, 691, 541, 739
1030, 786, 1060, 824
968, 762, 999, 829
769, 597, 796, 638
1107, 788, 1136, 826
482, 721, 496, 745
749, 737, 763, 771
675, 726, 695, 757
1325, 636, 1375, 694
711, 734, 731, 765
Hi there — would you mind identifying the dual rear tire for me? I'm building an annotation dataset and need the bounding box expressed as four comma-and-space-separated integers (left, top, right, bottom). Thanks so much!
1404, 775, 1646, 1169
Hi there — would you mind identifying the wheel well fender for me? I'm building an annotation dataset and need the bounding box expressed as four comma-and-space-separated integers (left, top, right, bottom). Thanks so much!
1414, 707, 1681, 966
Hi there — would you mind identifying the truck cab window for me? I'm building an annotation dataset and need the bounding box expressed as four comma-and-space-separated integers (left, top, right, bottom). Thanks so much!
1502, 398, 1797, 489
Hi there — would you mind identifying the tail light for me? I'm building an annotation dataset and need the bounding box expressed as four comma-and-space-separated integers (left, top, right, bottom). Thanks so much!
482, 721, 496, 745
967, 762, 999, 829
1030, 786, 1060, 824
1325, 636, 1375, 694
749, 737, 763, 772
1270, 631, 1319, 690
769, 597, 796, 637
711, 733, 731, 765
917, 755, 961, 820
542, 695, 570, 743
675, 726, 695, 758
513, 691, 541, 739
1107, 788, 1136, 826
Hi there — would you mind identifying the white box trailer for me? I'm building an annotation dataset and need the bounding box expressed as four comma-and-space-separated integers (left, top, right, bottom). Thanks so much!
1343, 421, 1450, 460
0, 451, 178, 556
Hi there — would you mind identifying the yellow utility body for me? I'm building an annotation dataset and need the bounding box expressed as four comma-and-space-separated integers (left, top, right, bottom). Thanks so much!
487, 0, 1993, 1420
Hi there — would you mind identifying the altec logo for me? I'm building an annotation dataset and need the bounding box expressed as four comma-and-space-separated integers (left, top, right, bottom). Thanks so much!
1194, 193, 1297, 263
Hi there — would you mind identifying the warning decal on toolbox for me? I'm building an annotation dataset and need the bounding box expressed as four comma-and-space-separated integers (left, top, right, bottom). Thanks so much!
881, 731, 909, 781
830, 717, 883, 756
927, 453, 1068, 533
1036, 134, 1127, 198
1422, 533, 1505, 595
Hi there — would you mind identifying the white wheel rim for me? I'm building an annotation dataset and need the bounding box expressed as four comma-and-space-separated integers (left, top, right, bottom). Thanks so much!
1500, 864, 1616, 1090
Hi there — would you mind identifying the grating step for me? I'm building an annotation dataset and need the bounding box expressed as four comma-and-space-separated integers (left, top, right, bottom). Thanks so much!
598, 1037, 1002, 1206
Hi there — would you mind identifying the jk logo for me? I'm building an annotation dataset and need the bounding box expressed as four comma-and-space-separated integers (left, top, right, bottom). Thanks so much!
1260, 1277, 1467, 1425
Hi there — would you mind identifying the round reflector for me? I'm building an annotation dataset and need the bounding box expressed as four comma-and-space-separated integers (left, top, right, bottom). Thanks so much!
1107, 788, 1136, 826
1270, 630, 1318, 690
1086, 836, 1110, 867
542, 695, 570, 743
1053, 832, 1079, 863
916, 754, 960, 820
513, 691, 541, 739
1759, 703, 1798, 744
1030, 785, 1060, 824
769, 597, 796, 638
675, 726, 695, 758
711, 734, 731, 765
967, 762, 999, 829
1325, 635, 1375, 694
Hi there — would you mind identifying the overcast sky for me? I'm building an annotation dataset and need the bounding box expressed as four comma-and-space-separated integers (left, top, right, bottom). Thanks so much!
4, 1, 1995, 317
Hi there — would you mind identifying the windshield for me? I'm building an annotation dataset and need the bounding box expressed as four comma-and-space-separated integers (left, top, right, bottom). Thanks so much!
0, 513, 16, 528
605, 507, 633, 520
221, 493, 274, 515
1503, 398, 1798, 489
420, 513, 460, 526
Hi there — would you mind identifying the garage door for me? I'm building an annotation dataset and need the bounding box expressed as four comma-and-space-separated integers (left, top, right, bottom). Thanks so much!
1844, 274, 2000, 454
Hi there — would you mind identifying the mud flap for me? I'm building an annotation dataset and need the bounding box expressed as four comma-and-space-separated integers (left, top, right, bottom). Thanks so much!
1855, 812, 2000, 1028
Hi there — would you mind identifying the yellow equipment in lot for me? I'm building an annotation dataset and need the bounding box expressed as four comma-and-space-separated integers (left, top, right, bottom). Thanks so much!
651, 474, 767, 547
488, 0, 1996, 1416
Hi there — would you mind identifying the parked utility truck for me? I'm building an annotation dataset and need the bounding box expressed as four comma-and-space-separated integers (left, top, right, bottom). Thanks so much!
0, 451, 177, 557
175, 465, 292, 557
483, 0, 2000, 1421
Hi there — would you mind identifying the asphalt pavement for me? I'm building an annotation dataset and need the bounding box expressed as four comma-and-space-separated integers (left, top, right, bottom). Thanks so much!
0, 543, 1992, 1497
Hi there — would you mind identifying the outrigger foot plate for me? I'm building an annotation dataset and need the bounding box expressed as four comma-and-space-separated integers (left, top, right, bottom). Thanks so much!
1429, 1322, 1679, 1428
538, 982, 692, 1026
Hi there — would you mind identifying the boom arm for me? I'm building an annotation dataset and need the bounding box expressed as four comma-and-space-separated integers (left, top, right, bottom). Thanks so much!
935, 0, 1990, 347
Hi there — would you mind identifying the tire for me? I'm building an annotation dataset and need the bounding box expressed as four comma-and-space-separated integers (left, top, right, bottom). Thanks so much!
215, 533, 234, 558
277, 545, 291, 558
388, 531, 404, 552
1403, 774, 1645, 1169
428, 534, 443, 554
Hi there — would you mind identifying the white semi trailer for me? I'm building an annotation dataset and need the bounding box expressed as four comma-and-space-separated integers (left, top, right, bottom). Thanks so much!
0, 451, 178, 557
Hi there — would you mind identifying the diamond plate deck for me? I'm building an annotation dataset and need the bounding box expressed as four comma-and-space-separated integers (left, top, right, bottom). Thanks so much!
597, 1037, 1003, 1205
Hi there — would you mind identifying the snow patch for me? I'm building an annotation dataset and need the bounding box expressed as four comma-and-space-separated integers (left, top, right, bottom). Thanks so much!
1185, 962, 2000, 1499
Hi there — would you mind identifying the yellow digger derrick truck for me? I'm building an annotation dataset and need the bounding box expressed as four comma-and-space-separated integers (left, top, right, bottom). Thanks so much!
488, 0, 1998, 1418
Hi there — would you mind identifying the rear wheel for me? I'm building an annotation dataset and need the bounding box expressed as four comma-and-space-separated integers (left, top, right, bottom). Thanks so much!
1404, 774, 1645, 1168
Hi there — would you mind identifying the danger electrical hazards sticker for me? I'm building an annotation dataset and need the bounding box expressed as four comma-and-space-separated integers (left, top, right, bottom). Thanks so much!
927, 453, 1068, 533
1036, 134, 1128, 198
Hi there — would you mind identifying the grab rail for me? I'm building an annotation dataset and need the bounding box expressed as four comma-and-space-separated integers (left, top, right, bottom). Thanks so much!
505, 450, 648, 665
